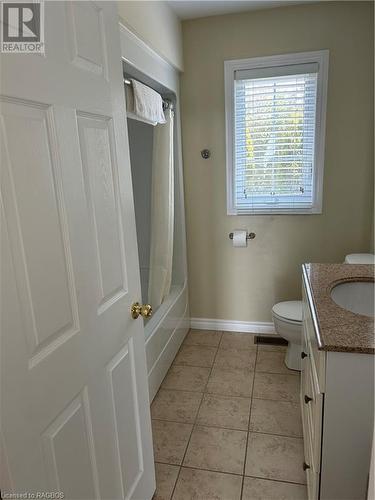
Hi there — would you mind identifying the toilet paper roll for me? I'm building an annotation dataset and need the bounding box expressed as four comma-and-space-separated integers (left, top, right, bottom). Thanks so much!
232, 230, 247, 247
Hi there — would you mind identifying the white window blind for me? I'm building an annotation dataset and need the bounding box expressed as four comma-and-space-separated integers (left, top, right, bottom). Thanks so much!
225, 52, 329, 215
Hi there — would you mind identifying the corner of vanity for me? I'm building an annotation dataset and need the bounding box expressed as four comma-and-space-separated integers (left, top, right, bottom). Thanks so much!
301, 263, 375, 500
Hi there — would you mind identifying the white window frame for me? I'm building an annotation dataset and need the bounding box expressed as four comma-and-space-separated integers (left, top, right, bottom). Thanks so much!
224, 50, 329, 215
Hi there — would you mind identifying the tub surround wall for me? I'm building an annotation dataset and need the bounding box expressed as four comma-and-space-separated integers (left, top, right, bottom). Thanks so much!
128, 119, 153, 302
181, 1, 374, 324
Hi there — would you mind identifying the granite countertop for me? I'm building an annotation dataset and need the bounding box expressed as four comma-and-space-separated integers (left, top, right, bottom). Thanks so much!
302, 263, 375, 354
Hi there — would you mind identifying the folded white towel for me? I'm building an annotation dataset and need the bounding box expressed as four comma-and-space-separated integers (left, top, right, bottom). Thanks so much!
130, 79, 166, 125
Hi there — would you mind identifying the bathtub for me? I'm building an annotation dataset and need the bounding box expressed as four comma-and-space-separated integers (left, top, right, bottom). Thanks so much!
145, 281, 189, 401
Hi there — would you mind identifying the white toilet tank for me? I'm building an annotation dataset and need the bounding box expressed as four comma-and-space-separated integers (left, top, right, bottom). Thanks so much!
344, 253, 375, 264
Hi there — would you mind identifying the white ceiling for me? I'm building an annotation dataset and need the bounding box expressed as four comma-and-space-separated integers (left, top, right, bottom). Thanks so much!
167, 1, 315, 20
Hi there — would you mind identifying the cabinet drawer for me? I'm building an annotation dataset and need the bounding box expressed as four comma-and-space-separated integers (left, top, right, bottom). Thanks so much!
304, 360, 323, 470
309, 336, 325, 394
301, 403, 319, 500
301, 360, 322, 467
306, 466, 320, 500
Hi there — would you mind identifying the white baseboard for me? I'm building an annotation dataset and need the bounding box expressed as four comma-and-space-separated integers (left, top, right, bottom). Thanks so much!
190, 317, 275, 334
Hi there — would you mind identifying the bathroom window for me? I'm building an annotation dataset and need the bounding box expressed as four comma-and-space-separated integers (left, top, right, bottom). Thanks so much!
225, 51, 329, 215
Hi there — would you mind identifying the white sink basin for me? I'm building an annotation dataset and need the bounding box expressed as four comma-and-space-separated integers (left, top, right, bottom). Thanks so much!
330, 281, 374, 318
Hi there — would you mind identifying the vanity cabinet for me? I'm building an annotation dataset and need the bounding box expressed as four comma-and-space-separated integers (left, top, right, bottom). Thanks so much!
301, 281, 374, 500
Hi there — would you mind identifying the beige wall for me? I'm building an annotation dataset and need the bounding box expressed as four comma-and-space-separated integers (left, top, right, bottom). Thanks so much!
117, 1, 183, 71
181, 2, 374, 322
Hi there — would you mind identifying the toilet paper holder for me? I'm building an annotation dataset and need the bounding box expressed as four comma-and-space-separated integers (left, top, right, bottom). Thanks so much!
229, 231, 256, 240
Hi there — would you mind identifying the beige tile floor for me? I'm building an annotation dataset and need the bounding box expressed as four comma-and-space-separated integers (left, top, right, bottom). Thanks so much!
151, 330, 307, 500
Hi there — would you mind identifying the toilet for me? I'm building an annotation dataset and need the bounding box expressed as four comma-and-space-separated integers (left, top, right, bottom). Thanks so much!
272, 301, 303, 370
344, 253, 375, 264
272, 253, 375, 371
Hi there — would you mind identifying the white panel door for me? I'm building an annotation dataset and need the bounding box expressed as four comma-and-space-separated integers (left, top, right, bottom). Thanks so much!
0, 2, 155, 499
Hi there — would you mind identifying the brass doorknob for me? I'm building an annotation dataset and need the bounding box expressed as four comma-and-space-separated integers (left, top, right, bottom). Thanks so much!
131, 302, 153, 319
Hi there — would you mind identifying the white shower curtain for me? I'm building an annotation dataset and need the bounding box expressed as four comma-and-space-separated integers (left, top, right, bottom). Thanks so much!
148, 108, 174, 309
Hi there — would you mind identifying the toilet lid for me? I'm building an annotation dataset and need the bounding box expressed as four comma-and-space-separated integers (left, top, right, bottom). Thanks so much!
272, 301, 302, 322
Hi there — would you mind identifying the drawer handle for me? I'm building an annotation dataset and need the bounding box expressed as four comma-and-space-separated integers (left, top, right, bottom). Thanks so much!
301, 351, 308, 359
303, 462, 311, 471
304, 395, 313, 404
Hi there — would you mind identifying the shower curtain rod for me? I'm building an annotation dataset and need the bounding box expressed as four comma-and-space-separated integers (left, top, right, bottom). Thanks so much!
123, 78, 173, 110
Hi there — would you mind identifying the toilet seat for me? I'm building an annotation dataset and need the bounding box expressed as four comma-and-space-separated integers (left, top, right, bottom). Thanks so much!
272, 301, 302, 324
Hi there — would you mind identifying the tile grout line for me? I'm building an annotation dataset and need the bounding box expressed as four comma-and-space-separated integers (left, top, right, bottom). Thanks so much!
244, 473, 307, 487
169, 362, 298, 377
155, 461, 244, 477
150, 418, 246, 433
151, 417, 302, 440
154, 461, 307, 487
243, 429, 303, 440
154, 386, 299, 404
166, 365, 299, 376
239, 342, 258, 499
168, 330, 224, 499
155, 387, 253, 400
242, 471, 307, 487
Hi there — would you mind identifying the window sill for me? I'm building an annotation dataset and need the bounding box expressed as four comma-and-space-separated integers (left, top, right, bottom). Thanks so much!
227, 207, 323, 215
